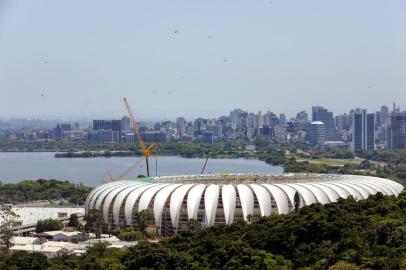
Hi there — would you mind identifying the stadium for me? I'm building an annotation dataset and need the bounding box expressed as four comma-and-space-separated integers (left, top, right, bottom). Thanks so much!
85, 173, 404, 236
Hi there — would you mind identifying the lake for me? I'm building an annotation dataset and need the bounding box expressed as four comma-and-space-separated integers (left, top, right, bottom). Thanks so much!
0, 152, 283, 187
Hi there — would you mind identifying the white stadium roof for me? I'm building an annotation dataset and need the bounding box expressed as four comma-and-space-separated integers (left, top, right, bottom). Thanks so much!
85, 174, 404, 236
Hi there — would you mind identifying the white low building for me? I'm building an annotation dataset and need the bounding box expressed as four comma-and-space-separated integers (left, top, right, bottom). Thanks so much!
11, 236, 40, 246
10, 241, 79, 258
41, 230, 85, 242
5, 207, 85, 226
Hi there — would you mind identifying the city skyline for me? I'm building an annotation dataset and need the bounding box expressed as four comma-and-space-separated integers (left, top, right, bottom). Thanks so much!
1, 0, 405, 119
0, 102, 403, 122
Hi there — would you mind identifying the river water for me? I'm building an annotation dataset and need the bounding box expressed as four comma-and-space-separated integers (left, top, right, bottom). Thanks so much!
0, 152, 283, 187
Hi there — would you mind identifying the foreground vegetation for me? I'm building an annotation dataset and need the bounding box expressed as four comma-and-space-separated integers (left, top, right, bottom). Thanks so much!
1, 192, 406, 269
0, 179, 92, 205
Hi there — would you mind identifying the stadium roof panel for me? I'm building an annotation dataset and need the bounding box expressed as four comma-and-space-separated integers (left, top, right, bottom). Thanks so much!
86, 173, 404, 236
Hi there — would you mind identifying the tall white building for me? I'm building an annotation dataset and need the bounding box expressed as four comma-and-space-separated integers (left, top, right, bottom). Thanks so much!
380, 105, 389, 127
255, 111, 263, 128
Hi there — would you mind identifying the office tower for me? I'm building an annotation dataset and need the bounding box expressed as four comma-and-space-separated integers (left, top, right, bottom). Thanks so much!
193, 118, 207, 137
389, 112, 406, 149
255, 111, 264, 128
310, 121, 326, 146
262, 111, 278, 127
92, 120, 123, 143
296, 110, 308, 122
122, 116, 131, 132
311, 106, 339, 140
335, 115, 344, 131
259, 126, 272, 138
246, 113, 256, 129
351, 109, 375, 152
380, 105, 389, 127
54, 123, 72, 139
279, 113, 287, 125
230, 109, 247, 130
342, 113, 351, 130
274, 125, 287, 142
202, 131, 214, 143
176, 117, 187, 137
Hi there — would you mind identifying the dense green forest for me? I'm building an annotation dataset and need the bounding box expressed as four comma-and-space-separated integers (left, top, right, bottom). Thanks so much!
1, 192, 406, 269
0, 139, 247, 157
283, 157, 406, 183
0, 179, 92, 205
358, 150, 406, 164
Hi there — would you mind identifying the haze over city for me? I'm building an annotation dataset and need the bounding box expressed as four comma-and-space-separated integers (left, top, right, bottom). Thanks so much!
1, 0, 405, 120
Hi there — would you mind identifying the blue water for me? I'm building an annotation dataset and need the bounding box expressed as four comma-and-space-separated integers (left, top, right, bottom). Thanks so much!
0, 152, 283, 187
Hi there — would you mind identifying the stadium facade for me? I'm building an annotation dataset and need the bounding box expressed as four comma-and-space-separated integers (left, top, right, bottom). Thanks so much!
85, 174, 404, 236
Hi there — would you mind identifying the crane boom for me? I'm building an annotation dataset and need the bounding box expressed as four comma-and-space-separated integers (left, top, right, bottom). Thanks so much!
201, 152, 210, 174
106, 171, 114, 182
114, 158, 144, 181
123, 97, 146, 152
123, 97, 157, 177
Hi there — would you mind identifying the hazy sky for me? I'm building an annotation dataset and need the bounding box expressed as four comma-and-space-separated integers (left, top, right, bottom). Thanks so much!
0, 0, 405, 120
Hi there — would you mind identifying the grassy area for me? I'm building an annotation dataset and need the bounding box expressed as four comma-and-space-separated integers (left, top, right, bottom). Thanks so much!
295, 157, 362, 166
285, 149, 362, 167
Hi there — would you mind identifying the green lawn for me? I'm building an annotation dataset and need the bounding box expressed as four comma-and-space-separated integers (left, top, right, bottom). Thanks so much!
295, 157, 362, 166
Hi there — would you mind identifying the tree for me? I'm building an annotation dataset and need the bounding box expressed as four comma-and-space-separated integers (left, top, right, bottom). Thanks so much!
136, 210, 153, 232
116, 229, 145, 241
0, 209, 19, 249
67, 213, 80, 228
294, 191, 301, 212
328, 261, 361, 270
84, 209, 104, 238
187, 219, 198, 232
3, 251, 49, 270
36, 219, 64, 233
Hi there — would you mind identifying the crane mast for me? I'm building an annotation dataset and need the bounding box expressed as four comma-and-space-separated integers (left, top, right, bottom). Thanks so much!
123, 97, 157, 177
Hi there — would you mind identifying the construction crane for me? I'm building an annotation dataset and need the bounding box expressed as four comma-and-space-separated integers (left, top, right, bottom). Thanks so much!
104, 157, 145, 182
123, 97, 158, 177
106, 171, 114, 182
201, 153, 210, 174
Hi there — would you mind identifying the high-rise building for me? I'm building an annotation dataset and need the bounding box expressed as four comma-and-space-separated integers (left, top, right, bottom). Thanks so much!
230, 109, 247, 130
296, 111, 308, 122
92, 120, 123, 143
259, 125, 272, 138
335, 115, 344, 131
279, 114, 287, 125
122, 116, 131, 132
246, 113, 256, 129
176, 117, 187, 137
255, 111, 264, 128
379, 105, 389, 128
202, 131, 214, 143
310, 121, 326, 146
312, 106, 339, 141
54, 123, 72, 139
274, 125, 287, 142
389, 111, 406, 149
351, 109, 375, 152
